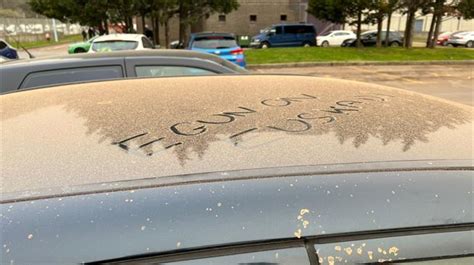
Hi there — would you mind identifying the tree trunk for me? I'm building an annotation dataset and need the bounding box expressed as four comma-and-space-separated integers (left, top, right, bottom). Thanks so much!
179, 2, 186, 44
165, 19, 170, 48
384, 12, 392, 47
103, 19, 109, 34
129, 16, 134, 33
430, 12, 443, 48
426, 14, 436, 47
356, 9, 362, 48
141, 16, 146, 34
153, 13, 160, 46
404, 11, 415, 48
376, 16, 383, 48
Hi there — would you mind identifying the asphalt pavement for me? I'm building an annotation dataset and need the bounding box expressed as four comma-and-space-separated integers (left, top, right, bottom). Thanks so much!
253, 64, 473, 106
17, 43, 70, 59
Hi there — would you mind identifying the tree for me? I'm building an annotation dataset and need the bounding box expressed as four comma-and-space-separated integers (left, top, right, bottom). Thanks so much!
457, 0, 474, 19
30, 0, 143, 34
400, 0, 430, 48
347, 0, 372, 47
157, 0, 179, 48
307, 0, 349, 26
384, 0, 400, 47
367, 0, 389, 47
308, 0, 371, 47
176, 0, 239, 45
29, 0, 112, 31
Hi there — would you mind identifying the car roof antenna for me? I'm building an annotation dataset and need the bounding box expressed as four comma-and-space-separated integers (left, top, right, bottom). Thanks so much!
9, 36, 35, 59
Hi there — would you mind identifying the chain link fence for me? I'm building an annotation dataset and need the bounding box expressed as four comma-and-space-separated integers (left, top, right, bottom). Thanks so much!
0, 17, 82, 43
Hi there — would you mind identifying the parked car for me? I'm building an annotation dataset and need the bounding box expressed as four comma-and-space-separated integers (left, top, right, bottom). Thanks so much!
446, 31, 474, 48
316, 30, 356, 47
341, 30, 403, 47
88, 33, 156, 53
436, 31, 453, 46
0, 55, 9, 62
188, 32, 246, 67
250, 24, 317, 48
0, 38, 18, 59
0, 50, 248, 93
1, 75, 472, 265
67, 35, 99, 53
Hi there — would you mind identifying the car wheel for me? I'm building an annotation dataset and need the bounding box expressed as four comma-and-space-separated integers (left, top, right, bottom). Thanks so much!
302, 41, 312, 48
389, 41, 400, 47
260, 42, 270, 49
321, 41, 329, 47
74, 48, 86, 53
466, 41, 473, 48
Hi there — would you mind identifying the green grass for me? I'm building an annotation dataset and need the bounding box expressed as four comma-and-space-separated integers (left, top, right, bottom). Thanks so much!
8, 34, 83, 49
245, 47, 474, 65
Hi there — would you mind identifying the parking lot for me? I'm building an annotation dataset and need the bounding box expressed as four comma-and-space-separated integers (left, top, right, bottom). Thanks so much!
253, 64, 474, 106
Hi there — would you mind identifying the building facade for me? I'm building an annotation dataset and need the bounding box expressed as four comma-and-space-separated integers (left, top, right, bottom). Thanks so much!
142, 0, 333, 46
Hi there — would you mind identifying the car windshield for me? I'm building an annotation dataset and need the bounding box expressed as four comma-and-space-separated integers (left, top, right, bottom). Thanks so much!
361, 31, 375, 37
260, 26, 272, 34
91, 40, 138, 52
192, 36, 238, 49
319, 31, 333, 36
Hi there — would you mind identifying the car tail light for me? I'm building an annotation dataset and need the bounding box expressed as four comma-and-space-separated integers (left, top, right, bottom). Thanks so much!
231, 48, 244, 55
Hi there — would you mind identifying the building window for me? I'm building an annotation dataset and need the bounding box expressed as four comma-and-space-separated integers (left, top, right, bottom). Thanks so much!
280, 14, 287, 21
218, 15, 226, 22
250, 15, 257, 22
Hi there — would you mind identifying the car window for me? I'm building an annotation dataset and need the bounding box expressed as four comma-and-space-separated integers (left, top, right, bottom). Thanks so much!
275, 26, 283, 34
142, 37, 153, 48
304, 25, 316, 34
315, 231, 472, 264
20, 66, 123, 89
0, 41, 7, 50
91, 40, 139, 52
285, 26, 306, 34
135, 66, 216, 77
192, 36, 238, 49
362, 31, 376, 37
118, 247, 311, 265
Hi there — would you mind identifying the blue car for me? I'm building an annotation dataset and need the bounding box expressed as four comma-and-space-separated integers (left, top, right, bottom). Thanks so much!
188, 33, 246, 68
250, 24, 317, 48
0, 39, 18, 60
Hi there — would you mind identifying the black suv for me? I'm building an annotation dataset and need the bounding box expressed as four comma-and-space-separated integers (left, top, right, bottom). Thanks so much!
342, 30, 403, 47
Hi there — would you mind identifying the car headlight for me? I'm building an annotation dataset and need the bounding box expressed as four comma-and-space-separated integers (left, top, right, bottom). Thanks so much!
253, 39, 260, 43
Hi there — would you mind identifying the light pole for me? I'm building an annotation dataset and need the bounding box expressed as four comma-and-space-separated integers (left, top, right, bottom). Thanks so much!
52, 18, 59, 42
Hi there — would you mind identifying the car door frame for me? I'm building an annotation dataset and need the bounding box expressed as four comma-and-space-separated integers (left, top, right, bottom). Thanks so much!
124, 56, 237, 77
268, 26, 285, 47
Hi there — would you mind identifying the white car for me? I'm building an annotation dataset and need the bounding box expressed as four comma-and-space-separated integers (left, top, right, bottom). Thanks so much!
317, 30, 356, 47
446, 31, 474, 48
89, 33, 155, 53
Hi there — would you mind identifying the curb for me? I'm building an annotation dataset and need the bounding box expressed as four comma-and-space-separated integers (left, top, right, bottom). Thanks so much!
247, 60, 474, 69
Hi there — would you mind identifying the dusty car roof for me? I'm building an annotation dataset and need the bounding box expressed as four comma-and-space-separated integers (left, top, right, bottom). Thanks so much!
1, 75, 472, 194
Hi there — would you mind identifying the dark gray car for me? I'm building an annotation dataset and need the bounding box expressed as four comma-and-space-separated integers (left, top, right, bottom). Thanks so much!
0, 50, 248, 93
1, 75, 472, 265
